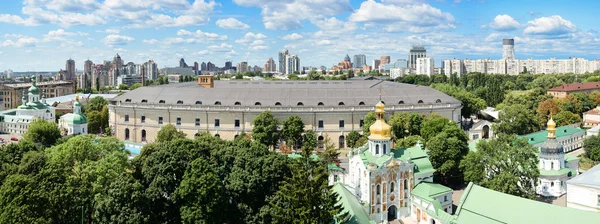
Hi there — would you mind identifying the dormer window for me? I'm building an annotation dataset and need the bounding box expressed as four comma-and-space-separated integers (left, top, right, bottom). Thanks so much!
398, 100, 404, 104
436, 99, 442, 103
195, 101, 202, 105
338, 102, 345, 106
359, 101, 365, 105
318, 102, 324, 106
275, 102, 282, 106
125, 99, 131, 102
234, 102, 241, 105
159, 100, 165, 104
297, 102, 304, 106
141, 99, 147, 103
176, 100, 183, 104
418, 100, 424, 104
255, 102, 261, 106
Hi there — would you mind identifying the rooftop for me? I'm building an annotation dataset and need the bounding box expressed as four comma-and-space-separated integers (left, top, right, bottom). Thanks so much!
113, 80, 460, 107
333, 183, 376, 224
548, 82, 600, 92
355, 142, 434, 175
567, 164, 600, 189
583, 106, 600, 115
412, 182, 453, 199
451, 183, 600, 224
518, 125, 585, 145
4, 80, 72, 88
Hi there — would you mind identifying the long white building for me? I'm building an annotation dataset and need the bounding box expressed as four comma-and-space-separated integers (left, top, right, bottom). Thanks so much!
443, 58, 600, 76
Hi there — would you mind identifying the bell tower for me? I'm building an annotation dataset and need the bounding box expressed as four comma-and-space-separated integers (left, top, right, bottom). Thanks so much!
368, 101, 392, 157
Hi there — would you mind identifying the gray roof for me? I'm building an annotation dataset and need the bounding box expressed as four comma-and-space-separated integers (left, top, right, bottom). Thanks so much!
113, 80, 460, 107
567, 164, 600, 188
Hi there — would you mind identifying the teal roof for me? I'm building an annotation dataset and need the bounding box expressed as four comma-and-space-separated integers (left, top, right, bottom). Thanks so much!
333, 183, 376, 224
328, 163, 343, 171
287, 153, 319, 160
355, 143, 434, 175
28, 85, 39, 95
451, 183, 600, 224
62, 113, 88, 125
412, 182, 453, 199
518, 126, 585, 145
539, 168, 572, 177
565, 154, 579, 162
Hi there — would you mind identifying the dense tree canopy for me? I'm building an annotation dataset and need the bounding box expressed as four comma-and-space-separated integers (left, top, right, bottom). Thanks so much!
281, 115, 305, 149
494, 104, 539, 135
155, 124, 187, 143
389, 112, 425, 139
584, 135, 600, 162
426, 123, 469, 185
23, 119, 61, 146
252, 111, 280, 148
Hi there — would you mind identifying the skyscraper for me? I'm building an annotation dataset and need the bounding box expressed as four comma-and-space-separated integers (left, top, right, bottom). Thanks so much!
380, 56, 391, 66
502, 38, 515, 60
278, 49, 289, 73
193, 62, 199, 71
285, 55, 300, 74
353, 54, 367, 68
65, 58, 76, 80
264, 57, 276, 72
225, 61, 233, 70
201, 62, 207, 71
373, 59, 381, 71
237, 62, 249, 73
408, 46, 426, 71
179, 58, 188, 68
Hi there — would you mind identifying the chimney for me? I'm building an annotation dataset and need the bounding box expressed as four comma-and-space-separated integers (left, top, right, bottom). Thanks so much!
198, 74, 214, 88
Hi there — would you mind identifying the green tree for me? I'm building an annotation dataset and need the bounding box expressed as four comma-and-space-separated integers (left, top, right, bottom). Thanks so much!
87, 96, 108, 112
584, 135, 600, 161
129, 83, 142, 90
460, 136, 539, 199
420, 114, 450, 143
318, 135, 340, 164
268, 148, 342, 223
527, 75, 563, 90
23, 119, 61, 146
426, 124, 469, 185
553, 110, 582, 126
86, 110, 103, 134
493, 104, 539, 135
118, 84, 129, 90
308, 71, 321, 80
252, 111, 280, 148
287, 74, 299, 80
347, 70, 354, 78
101, 105, 109, 132
302, 130, 318, 150
345, 130, 361, 148
389, 112, 425, 139
362, 111, 377, 136
281, 116, 305, 149
176, 158, 225, 223
156, 124, 187, 143
94, 173, 149, 223
395, 135, 424, 148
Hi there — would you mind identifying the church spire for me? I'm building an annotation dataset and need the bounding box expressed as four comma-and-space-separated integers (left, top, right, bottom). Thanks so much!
547, 115, 556, 139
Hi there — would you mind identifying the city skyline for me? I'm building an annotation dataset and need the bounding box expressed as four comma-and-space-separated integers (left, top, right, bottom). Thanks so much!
1, 0, 600, 71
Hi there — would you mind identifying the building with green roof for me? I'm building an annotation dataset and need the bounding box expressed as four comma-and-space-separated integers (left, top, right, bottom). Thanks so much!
0, 76, 55, 135
58, 94, 88, 135
518, 124, 585, 153
450, 182, 600, 224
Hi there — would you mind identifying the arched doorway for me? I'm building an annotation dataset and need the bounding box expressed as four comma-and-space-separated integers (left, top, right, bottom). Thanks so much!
482, 125, 490, 139
338, 135, 345, 149
125, 128, 130, 140
141, 129, 146, 142
388, 205, 397, 221
318, 136, 324, 150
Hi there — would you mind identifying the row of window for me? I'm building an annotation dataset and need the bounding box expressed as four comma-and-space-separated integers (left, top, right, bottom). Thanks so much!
125, 115, 362, 130
127, 99, 442, 105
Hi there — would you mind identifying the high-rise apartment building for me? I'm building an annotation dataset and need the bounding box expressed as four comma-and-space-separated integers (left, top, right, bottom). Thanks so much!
372, 59, 381, 71
201, 62, 207, 71
502, 38, 515, 60
408, 46, 427, 71
380, 56, 391, 65
264, 57, 276, 72
66, 58, 76, 80
179, 58, 188, 68
237, 62, 249, 73
225, 61, 233, 70
416, 58, 434, 76
278, 49, 289, 73
285, 55, 300, 74
142, 60, 158, 81
353, 54, 367, 68
207, 62, 216, 71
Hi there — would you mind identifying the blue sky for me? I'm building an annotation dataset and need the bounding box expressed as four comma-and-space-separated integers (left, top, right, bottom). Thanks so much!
1, 0, 599, 71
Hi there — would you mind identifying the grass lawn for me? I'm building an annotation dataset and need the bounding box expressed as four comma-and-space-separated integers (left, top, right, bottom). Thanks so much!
578, 154, 600, 171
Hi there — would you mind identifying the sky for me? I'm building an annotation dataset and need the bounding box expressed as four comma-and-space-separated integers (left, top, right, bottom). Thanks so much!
1, 0, 600, 72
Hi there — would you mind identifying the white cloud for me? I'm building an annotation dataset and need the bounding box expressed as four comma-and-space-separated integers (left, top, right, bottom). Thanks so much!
193, 50, 210, 55
489, 14, 520, 31
216, 18, 250, 30
282, 33, 303, 40
524, 15, 577, 36
143, 39, 159, 44
207, 43, 233, 51
349, 1, 455, 33
235, 32, 267, 44
101, 34, 134, 46
2, 37, 38, 47
233, 0, 352, 30
176, 29, 228, 41
315, 39, 333, 46
104, 28, 120, 34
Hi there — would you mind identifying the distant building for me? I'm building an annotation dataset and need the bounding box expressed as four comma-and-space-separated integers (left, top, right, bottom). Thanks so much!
278, 49, 289, 73
285, 55, 300, 74
179, 58, 189, 68
408, 46, 426, 71
583, 106, 600, 128
142, 60, 158, 81
380, 56, 390, 65
0, 80, 75, 109
65, 58, 76, 81
0, 77, 55, 135
503, 38, 515, 60
264, 57, 276, 72
207, 62, 216, 71
201, 62, 207, 71
372, 59, 380, 71
519, 124, 585, 153
353, 54, 366, 68
237, 62, 249, 73
161, 67, 195, 76
548, 82, 600, 99
567, 164, 600, 212
58, 94, 87, 135
416, 58, 434, 76
225, 61, 233, 70
193, 62, 198, 71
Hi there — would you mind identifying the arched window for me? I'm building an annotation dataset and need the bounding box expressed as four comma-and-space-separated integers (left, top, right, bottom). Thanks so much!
255, 102, 261, 106
176, 100, 183, 104
159, 100, 165, 104
318, 102, 324, 106
215, 134, 220, 138
390, 182, 395, 192
551, 182, 554, 187
141, 129, 146, 142
436, 99, 442, 103
125, 128, 130, 140
338, 102, 345, 106
195, 101, 202, 105
234, 101, 241, 105
376, 144, 379, 154
318, 136, 324, 149
215, 101, 221, 105
234, 134, 239, 139
339, 135, 345, 148
551, 162, 554, 170
141, 99, 148, 103
381, 101, 385, 105
383, 144, 387, 154
404, 179, 408, 190
418, 100, 424, 104
275, 102, 282, 106
377, 184, 381, 194
297, 102, 304, 106
398, 100, 404, 104
125, 99, 131, 102
359, 101, 365, 105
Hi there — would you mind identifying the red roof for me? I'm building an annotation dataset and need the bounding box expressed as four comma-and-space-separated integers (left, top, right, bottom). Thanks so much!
548, 82, 600, 92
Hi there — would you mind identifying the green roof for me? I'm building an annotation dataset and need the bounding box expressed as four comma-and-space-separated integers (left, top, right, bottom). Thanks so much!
355, 143, 434, 175
518, 126, 585, 145
451, 183, 600, 224
332, 183, 376, 224
412, 182, 453, 199
328, 163, 343, 171
539, 168, 572, 177
61, 113, 88, 125
565, 154, 579, 162
287, 153, 319, 160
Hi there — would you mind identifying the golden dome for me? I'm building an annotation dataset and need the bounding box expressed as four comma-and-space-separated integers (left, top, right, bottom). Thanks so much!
369, 101, 392, 140
547, 116, 556, 139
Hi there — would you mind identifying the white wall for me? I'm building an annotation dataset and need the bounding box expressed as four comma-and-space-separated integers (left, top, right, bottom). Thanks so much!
567, 184, 600, 212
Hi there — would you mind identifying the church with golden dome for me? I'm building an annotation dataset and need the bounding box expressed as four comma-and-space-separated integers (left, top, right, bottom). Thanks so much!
335, 101, 454, 223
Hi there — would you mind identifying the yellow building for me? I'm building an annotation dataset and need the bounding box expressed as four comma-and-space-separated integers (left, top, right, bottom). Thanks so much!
108, 75, 462, 148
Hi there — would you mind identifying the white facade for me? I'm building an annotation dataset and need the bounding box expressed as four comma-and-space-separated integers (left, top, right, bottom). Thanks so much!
567, 164, 600, 212
58, 99, 88, 136
285, 55, 300, 75
416, 58, 434, 76
444, 57, 600, 76
0, 81, 55, 135
390, 68, 410, 79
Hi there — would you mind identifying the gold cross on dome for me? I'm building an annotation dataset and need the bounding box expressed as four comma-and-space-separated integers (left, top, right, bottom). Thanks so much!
378, 86, 384, 101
